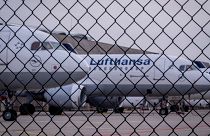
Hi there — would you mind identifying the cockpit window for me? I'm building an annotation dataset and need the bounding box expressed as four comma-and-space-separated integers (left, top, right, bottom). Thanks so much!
186, 65, 197, 71
31, 41, 63, 51
63, 43, 77, 54
50, 42, 65, 50
41, 42, 53, 50
179, 65, 197, 72
31, 42, 40, 50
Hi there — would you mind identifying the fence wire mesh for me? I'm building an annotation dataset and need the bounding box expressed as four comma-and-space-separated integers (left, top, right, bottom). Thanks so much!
0, 0, 210, 135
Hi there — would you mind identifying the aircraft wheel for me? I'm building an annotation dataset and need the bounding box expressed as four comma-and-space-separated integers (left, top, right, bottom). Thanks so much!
96, 107, 108, 113
49, 106, 63, 115
159, 108, 168, 115
19, 104, 35, 115
3, 109, 17, 121
118, 107, 124, 113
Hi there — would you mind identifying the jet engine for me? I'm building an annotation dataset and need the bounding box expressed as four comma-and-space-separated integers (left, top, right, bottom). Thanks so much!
87, 96, 125, 113
44, 84, 87, 115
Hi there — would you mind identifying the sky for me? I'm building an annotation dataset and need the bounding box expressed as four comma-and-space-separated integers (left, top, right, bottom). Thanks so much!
0, 0, 210, 62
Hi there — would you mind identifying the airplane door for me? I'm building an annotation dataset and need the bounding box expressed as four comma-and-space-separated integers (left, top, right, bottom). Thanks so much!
0, 31, 10, 67
154, 57, 165, 80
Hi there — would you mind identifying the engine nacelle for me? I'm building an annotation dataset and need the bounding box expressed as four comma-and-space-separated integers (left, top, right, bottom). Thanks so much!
44, 84, 87, 109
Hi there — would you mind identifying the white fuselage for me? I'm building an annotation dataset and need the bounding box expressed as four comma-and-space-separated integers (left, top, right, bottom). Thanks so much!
0, 25, 89, 91
79, 54, 210, 97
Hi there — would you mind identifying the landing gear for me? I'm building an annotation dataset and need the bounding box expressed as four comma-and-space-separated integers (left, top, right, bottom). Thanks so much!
2, 109, 17, 121
49, 106, 63, 115
159, 108, 168, 115
159, 98, 169, 115
183, 105, 189, 112
19, 104, 35, 115
2, 91, 17, 121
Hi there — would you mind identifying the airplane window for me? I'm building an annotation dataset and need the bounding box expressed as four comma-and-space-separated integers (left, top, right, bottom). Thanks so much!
194, 61, 205, 68
41, 42, 53, 50
50, 42, 65, 50
31, 42, 40, 50
186, 65, 197, 71
63, 43, 77, 54
32, 42, 55, 50
180, 65, 197, 72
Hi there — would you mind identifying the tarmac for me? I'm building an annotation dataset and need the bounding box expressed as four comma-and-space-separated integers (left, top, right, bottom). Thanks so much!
0, 110, 210, 136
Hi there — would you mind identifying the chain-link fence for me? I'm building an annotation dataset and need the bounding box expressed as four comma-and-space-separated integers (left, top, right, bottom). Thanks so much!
1, 0, 210, 135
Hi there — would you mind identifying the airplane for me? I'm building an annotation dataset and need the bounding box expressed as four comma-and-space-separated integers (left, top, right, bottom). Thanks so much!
80, 54, 210, 96
0, 24, 90, 121
20, 53, 210, 115
81, 61, 210, 113
180, 61, 210, 111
